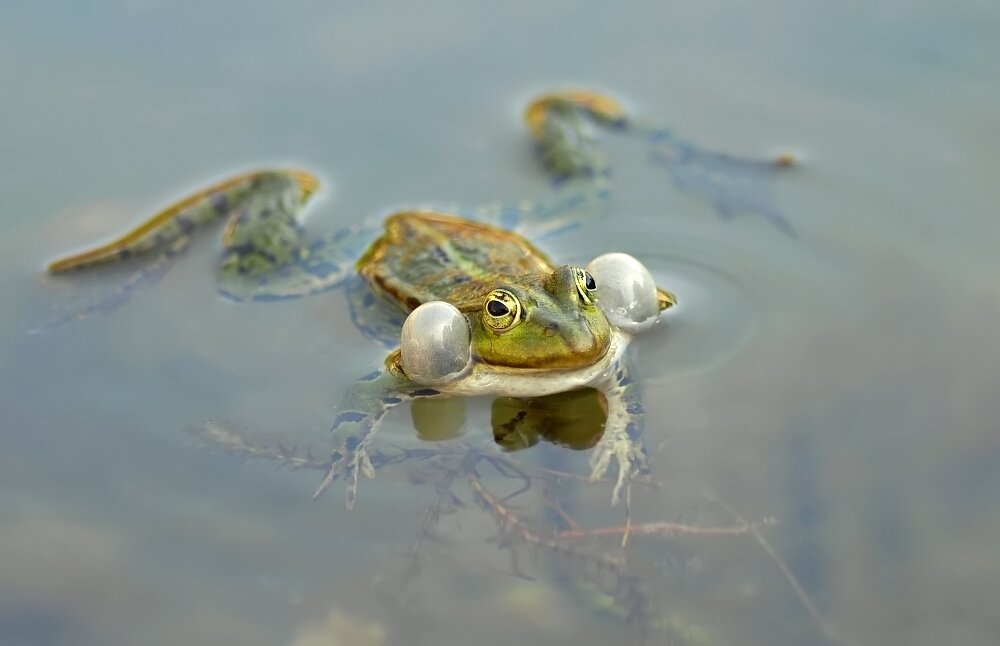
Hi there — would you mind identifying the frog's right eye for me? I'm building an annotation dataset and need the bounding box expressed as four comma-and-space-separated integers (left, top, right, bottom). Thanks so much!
483, 289, 522, 331
572, 267, 598, 305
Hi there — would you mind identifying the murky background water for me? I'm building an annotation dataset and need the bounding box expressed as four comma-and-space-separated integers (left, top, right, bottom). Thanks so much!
2, 1, 999, 644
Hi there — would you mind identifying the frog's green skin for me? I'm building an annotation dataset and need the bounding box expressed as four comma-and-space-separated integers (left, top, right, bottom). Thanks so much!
359, 211, 612, 369
46, 89, 789, 508
318, 209, 665, 508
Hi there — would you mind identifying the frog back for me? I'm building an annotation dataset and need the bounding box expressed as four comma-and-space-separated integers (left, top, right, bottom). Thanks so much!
358, 211, 555, 312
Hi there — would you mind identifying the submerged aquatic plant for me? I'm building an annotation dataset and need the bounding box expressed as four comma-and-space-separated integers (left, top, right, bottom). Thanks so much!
186, 392, 841, 646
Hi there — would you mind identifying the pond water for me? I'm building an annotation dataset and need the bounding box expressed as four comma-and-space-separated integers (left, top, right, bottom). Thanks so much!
2, 1, 999, 645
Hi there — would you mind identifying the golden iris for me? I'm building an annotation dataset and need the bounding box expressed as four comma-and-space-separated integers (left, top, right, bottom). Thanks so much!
572, 268, 597, 305
483, 289, 522, 331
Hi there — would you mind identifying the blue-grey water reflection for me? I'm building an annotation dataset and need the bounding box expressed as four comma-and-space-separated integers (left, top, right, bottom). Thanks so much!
2, 1, 999, 645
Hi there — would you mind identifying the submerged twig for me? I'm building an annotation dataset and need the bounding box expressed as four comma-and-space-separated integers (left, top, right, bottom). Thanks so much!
556, 517, 771, 540
402, 462, 464, 587
468, 467, 660, 639
707, 492, 850, 646
189, 420, 809, 644
188, 420, 330, 470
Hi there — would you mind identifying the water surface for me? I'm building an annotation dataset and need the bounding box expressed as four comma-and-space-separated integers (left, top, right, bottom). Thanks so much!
2, 1, 999, 645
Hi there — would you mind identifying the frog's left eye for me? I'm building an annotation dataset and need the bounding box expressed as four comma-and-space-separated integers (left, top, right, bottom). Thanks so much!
573, 268, 598, 305
483, 289, 522, 331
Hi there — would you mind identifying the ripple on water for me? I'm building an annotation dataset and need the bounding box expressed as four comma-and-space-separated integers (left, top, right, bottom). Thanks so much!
568, 236, 777, 382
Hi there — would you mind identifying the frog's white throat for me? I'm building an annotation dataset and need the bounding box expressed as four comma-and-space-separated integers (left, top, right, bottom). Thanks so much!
401, 322, 631, 397
430, 328, 630, 397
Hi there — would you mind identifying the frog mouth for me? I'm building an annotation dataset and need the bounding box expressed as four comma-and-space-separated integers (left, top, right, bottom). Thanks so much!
489, 326, 612, 371
469, 330, 628, 382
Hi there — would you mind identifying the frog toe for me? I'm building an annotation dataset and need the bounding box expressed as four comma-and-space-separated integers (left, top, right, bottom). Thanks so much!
313, 434, 376, 509
588, 431, 650, 505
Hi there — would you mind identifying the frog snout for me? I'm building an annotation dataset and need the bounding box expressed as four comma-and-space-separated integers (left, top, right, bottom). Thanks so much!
558, 323, 601, 353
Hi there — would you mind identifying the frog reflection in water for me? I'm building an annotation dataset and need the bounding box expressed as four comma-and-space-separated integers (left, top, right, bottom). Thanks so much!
490, 388, 609, 453
47, 90, 789, 507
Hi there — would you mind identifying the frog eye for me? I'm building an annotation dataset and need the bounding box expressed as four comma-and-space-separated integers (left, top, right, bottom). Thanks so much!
483, 289, 522, 331
572, 268, 598, 305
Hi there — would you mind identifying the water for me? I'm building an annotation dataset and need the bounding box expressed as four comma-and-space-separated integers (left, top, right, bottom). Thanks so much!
2, 1, 999, 644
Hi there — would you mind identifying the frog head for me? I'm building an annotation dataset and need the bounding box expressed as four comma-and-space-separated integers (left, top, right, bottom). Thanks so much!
397, 255, 674, 386
469, 265, 611, 369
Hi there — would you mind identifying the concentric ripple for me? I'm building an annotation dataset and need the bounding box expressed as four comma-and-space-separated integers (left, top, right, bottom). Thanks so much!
566, 235, 777, 381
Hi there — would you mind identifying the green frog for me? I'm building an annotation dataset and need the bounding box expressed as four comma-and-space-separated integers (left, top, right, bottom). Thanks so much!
46, 90, 789, 508
320, 207, 675, 507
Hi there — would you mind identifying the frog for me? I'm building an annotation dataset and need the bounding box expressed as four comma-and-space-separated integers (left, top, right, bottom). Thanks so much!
313, 208, 675, 507
45, 89, 791, 507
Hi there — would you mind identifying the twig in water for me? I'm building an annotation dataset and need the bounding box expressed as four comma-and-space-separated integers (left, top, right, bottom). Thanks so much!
706, 491, 852, 646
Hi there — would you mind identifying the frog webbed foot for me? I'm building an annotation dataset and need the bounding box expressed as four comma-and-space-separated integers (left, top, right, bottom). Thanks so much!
590, 360, 651, 505
220, 224, 376, 302
40, 169, 335, 328
314, 369, 439, 509
316, 409, 382, 509
588, 424, 651, 505
646, 129, 796, 236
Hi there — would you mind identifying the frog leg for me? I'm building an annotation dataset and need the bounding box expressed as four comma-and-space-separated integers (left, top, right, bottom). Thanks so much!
41, 170, 323, 325
47, 170, 316, 273
525, 90, 797, 235
420, 91, 621, 243
314, 365, 441, 509
213, 174, 384, 302
589, 356, 650, 505
36, 168, 263, 330
220, 223, 378, 303
462, 90, 623, 243
523, 89, 626, 183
